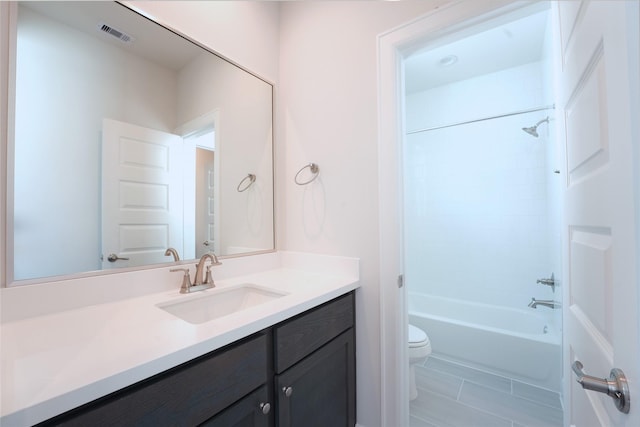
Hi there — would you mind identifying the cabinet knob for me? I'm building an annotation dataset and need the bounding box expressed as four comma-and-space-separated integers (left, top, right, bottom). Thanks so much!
282, 386, 293, 397
259, 402, 271, 415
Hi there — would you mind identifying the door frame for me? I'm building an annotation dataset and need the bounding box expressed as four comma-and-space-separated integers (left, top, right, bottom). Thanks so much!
377, 1, 548, 425
175, 109, 221, 260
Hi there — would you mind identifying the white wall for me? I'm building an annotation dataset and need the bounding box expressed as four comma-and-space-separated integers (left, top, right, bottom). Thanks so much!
1, 1, 466, 425
406, 62, 546, 131
404, 62, 556, 308
125, 0, 280, 258
177, 51, 274, 255
10, 1, 281, 281
277, 2, 447, 426
13, 5, 177, 280
123, 1, 280, 84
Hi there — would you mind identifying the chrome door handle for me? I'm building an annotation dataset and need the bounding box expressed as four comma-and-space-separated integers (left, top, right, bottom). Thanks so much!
572, 360, 630, 413
106, 253, 130, 262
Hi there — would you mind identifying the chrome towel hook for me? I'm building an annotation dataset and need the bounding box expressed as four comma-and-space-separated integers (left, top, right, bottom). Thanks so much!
295, 163, 319, 185
237, 174, 256, 192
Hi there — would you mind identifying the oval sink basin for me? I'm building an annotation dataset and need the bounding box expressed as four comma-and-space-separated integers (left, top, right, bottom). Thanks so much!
157, 284, 287, 324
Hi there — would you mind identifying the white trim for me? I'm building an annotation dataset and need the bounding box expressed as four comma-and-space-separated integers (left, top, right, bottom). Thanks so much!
1, 2, 17, 287
174, 109, 219, 139
377, 20, 408, 427
377, 1, 530, 425
177, 110, 221, 258
0, 2, 9, 287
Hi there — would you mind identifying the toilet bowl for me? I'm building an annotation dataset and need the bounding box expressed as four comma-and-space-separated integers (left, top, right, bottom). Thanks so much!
409, 324, 431, 400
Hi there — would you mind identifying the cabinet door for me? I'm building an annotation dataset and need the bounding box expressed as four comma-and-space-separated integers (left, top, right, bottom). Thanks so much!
276, 329, 355, 427
200, 386, 272, 427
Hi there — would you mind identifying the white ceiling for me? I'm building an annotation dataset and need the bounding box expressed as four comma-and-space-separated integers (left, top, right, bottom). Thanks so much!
21, 2, 203, 71
25, 2, 549, 92
404, 6, 550, 94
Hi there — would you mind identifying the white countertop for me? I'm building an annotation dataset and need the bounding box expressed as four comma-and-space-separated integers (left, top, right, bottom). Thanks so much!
0, 252, 359, 426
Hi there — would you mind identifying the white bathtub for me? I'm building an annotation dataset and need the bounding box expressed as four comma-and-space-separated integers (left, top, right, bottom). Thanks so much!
408, 293, 561, 392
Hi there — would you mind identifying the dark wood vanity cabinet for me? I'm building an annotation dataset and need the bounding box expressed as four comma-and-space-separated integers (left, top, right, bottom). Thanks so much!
38, 292, 355, 427
275, 330, 355, 427
38, 332, 272, 427
274, 292, 356, 427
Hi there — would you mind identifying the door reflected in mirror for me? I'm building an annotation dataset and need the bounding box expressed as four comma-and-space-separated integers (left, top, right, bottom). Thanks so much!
9, 1, 274, 283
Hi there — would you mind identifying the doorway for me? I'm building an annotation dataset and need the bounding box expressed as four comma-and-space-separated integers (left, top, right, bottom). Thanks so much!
403, 5, 562, 425
177, 111, 220, 261
184, 127, 217, 258
378, 1, 640, 426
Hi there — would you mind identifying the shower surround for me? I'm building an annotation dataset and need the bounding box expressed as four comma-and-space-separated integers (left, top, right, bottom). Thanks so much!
405, 59, 557, 307
404, 57, 561, 391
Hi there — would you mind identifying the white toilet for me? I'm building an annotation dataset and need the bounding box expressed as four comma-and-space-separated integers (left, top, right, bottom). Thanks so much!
408, 324, 432, 400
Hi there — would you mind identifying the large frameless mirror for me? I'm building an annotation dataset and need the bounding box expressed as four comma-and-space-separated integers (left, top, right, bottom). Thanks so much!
7, 1, 274, 284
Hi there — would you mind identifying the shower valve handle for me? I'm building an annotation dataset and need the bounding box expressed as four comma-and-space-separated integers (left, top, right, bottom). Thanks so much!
536, 273, 555, 291
571, 360, 630, 413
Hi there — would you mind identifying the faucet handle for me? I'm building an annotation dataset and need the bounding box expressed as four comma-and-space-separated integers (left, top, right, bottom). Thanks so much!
536, 273, 555, 291
170, 268, 192, 293
204, 265, 216, 287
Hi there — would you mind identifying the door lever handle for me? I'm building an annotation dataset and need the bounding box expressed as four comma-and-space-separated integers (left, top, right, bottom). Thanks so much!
572, 360, 630, 413
106, 253, 130, 262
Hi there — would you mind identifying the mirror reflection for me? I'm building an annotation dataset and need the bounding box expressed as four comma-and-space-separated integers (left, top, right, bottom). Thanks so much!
10, 1, 274, 283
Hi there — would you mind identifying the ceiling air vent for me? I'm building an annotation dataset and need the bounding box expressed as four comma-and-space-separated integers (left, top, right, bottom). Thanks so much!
97, 22, 134, 44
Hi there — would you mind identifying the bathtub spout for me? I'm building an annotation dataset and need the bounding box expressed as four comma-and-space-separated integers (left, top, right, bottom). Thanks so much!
528, 298, 561, 309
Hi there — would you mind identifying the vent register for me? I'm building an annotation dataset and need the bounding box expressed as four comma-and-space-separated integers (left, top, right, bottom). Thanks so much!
97, 22, 134, 44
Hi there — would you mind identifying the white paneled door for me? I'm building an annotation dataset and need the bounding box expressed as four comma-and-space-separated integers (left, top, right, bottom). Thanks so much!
557, 1, 639, 425
101, 119, 184, 269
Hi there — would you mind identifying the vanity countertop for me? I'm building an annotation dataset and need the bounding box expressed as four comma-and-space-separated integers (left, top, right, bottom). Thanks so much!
0, 253, 359, 426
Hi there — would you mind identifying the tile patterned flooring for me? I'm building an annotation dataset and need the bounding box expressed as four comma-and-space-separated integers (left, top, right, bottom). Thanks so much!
410, 356, 563, 427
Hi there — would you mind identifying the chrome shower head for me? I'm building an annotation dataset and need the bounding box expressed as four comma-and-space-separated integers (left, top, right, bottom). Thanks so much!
522, 126, 539, 137
522, 116, 549, 138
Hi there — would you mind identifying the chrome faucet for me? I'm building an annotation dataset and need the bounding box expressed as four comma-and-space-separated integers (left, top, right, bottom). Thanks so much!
164, 247, 180, 261
194, 253, 222, 286
528, 298, 561, 309
170, 253, 222, 294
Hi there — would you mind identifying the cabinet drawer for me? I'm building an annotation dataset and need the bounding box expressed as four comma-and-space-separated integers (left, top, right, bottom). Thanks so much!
274, 292, 354, 373
40, 332, 269, 427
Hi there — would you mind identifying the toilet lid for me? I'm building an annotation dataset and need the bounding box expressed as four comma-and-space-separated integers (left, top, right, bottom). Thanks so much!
408, 324, 429, 346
